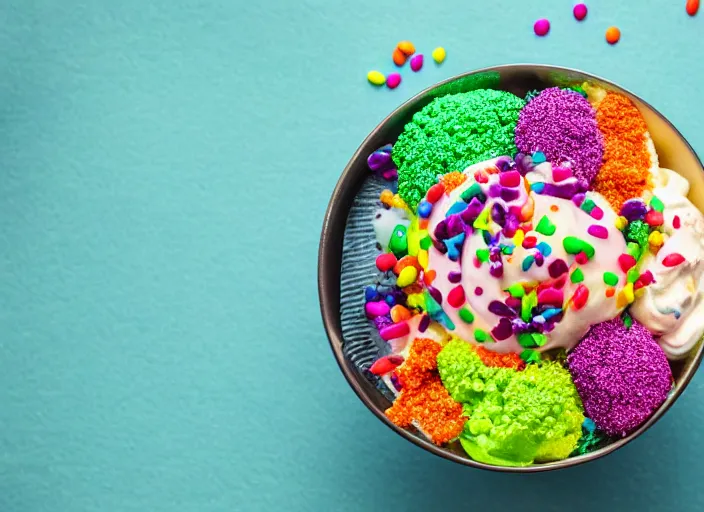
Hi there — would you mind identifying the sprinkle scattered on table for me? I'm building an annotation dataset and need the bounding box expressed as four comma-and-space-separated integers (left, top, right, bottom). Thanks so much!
687, 0, 699, 16
432, 47, 446, 64
605, 26, 621, 45
367, 70, 385, 86
386, 72, 402, 89
534, 18, 551, 36
573, 3, 588, 21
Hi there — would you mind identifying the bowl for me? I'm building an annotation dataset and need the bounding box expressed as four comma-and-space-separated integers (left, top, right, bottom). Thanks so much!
318, 64, 704, 472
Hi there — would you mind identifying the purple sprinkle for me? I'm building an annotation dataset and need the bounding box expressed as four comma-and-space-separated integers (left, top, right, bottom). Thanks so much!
620, 199, 648, 222
572, 193, 586, 207
505, 297, 522, 311
511, 317, 530, 334
491, 318, 513, 341
502, 214, 519, 238
567, 318, 672, 437
488, 183, 502, 198
514, 152, 535, 175
431, 238, 448, 254
548, 258, 568, 278
534, 252, 545, 267
428, 286, 443, 305
434, 220, 448, 241
489, 261, 504, 278
446, 215, 465, 238
576, 178, 589, 193
500, 188, 520, 202
418, 314, 430, 333
491, 203, 506, 225
390, 372, 403, 391
489, 247, 502, 262
495, 156, 513, 171
461, 198, 484, 223
448, 271, 462, 283
543, 182, 577, 199
374, 315, 393, 331
488, 300, 516, 317
367, 144, 393, 171
515, 87, 604, 185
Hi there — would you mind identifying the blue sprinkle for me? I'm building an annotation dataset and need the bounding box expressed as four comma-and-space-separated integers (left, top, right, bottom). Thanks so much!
542, 308, 562, 320
365, 286, 379, 301
532, 151, 547, 164
446, 201, 468, 217
437, 311, 456, 331
583, 418, 596, 432
444, 232, 466, 261
385, 295, 395, 306
533, 315, 546, 324
521, 255, 535, 271
531, 182, 545, 194
417, 200, 433, 219
536, 241, 552, 257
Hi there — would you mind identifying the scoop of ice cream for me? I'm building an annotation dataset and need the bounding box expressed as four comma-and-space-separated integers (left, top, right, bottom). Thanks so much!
421, 157, 629, 355
392, 89, 525, 209
437, 340, 584, 466
631, 169, 704, 358
567, 317, 672, 437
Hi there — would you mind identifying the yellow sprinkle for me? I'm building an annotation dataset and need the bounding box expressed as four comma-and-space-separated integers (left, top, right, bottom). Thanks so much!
513, 230, 525, 247
648, 230, 664, 247
392, 194, 408, 210
380, 189, 394, 206
634, 288, 645, 299
432, 47, 446, 64
615, 216, 628, 230
623, 282, 634, 304
406, 293, 425, 309
417, 249, 429, 269
397, 266, 418, 288
407, 218, 420, 256
367, 70, 386, 86
687, 276, 697, 294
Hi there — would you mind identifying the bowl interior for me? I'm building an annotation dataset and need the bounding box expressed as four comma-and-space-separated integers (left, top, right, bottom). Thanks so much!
318, 64, 704, 472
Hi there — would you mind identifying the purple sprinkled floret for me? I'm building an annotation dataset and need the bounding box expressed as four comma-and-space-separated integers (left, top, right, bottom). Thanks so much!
567, 317, 672, 437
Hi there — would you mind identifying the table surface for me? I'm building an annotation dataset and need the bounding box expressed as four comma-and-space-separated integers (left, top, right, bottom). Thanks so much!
1, 0, 703, 510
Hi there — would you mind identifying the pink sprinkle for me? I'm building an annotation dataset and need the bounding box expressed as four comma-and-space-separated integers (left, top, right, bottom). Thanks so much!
473, 257, 481, 268
673, 215, 681, 229
538, 287, 564, 306
587, 224, 608, 239
475, 286, 484, 296
365, 301, 391, 318
552, 166, 573, 182
447, 286, 466, 308
379, 321, 410, 341
410, 54, 424, 72
386, 73, 402, 89
573, 3, 588, 21
534, 18, 550, 36
590, 206, 604, 220
575, 251, 589, 264
499, 170, 521, 188
662, 253, 686, 268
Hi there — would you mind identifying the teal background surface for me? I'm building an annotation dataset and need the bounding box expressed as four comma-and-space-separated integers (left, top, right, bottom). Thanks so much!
1, 0, 703, 510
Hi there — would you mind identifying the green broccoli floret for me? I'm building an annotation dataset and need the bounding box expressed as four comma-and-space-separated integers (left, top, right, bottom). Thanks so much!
392, 90, 525, 209
625, 220, 650, 250
437, 340, 584, 467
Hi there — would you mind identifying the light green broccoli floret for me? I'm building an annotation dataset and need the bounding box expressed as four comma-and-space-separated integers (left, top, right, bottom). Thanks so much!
437, 340, 584, 467
392, 89, 525, 209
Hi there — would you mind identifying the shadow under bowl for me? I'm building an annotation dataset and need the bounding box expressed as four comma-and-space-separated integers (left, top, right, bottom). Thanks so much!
318, 64, 704, 472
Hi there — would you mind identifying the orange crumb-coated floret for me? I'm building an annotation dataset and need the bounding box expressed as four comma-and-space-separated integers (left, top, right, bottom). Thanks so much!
474, 345, 526, 370
385, 375, 466, 445
396, 338, 441, 389
440, 171, 467, 193
593, 93, 653, 211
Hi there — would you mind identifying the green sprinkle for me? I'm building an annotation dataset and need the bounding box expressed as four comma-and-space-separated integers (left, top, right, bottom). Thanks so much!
622, 310, 633, 330
520, 349, 542, 364
423, 290, 444, 318
603, 272, 619, 287
531, 332, 547, 347
461, 182, 485, 203
627, 268, 639, 284
650, 196, 664, 213
501, 245, 514, 255
474, 329, 489, 343
626, 242, 641, 259
570, 268, 584, 283
459, 307, 475, 324
521, 290, 538, 322
388, 224, 408, 258
476, 248, 490, 262
535, 215, 556, 236
518, 333, 536, 348
507, 283, 525, 298
393, 90, 525, 208
522, 255, 535, 271
568, 85, 588, 98
580, 198, 596, 214
563, 236, 595, 259
420, 235, 432, 250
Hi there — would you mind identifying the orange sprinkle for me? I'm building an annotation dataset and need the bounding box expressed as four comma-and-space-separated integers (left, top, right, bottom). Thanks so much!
386, 338, 465, 445
393, 255, 421, 275
440, 171, 468, 192
550, 204, 559, 212
593, 93, 653, 211
474, 345, 526, 370
605, 287, 616, 298
422, 269, 437, 285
